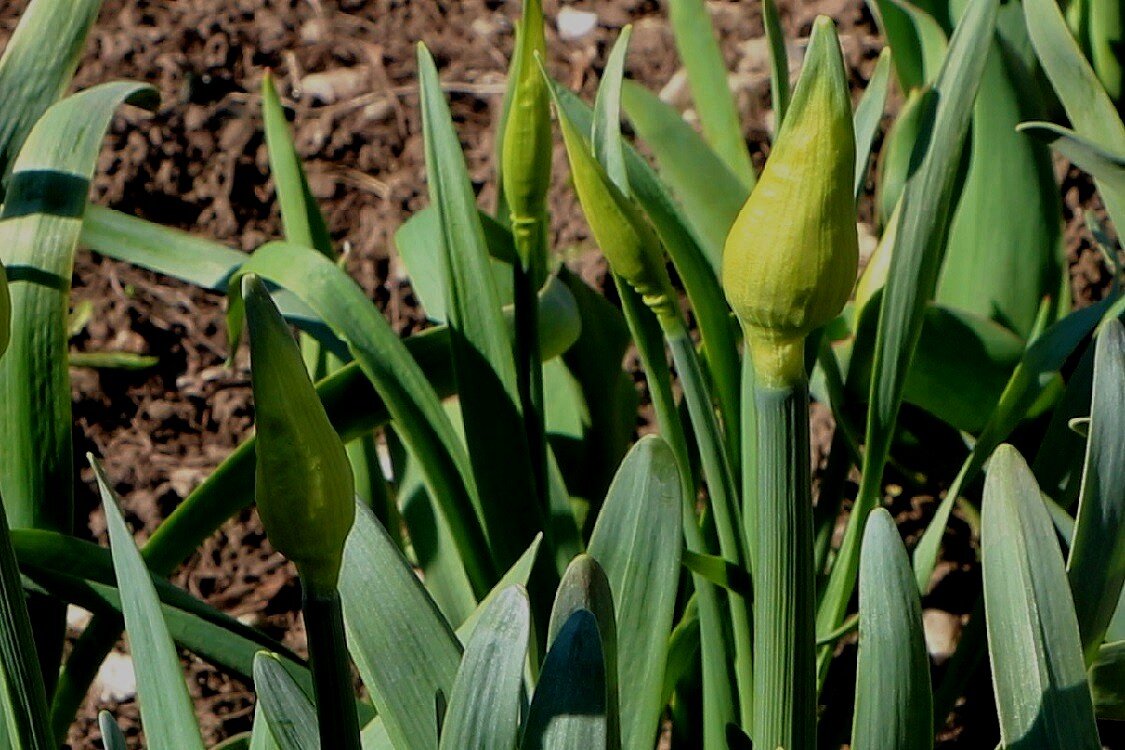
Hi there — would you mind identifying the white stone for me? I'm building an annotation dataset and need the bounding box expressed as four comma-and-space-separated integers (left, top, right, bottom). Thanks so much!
557, 8, 597, 41
96, 651, 138, 703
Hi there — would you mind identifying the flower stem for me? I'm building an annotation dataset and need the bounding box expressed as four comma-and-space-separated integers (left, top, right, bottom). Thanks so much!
753, 380, 816, 749
302, 584, 361, 750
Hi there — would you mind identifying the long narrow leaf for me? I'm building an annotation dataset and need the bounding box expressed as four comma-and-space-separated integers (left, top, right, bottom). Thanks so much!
817, 0, 1000, 653
93, 457, 204, 750
339, 501, 462, 750
982, 446, 1100, 749
587, 436, 682, 750
1067, 319, 1125, 662
664, 0, 755, 186
853, 48, 893, 199
253, 652, 319, 750
440, 586, 529, 750
417, 43, 542, 571
0, 0, 103, 185
852, 508, 932, 750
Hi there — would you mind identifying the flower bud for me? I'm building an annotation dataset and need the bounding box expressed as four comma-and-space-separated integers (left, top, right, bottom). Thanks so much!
722, 16, 858, 387
501, 0, 552, 263
547, 76, 678, 325
243, 274, 355, 593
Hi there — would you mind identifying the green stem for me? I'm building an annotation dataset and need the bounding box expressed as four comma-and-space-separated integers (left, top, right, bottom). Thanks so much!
616, 281, 736, 750
664, 319, 753, 729
753, 380, 816, 750
302, 584, 361, 750
512, 219, 548, 516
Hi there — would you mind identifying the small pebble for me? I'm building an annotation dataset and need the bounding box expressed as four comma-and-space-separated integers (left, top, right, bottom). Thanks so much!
922, 609, 962, 664
96, 651, 138, 703
557, 7, 597, 41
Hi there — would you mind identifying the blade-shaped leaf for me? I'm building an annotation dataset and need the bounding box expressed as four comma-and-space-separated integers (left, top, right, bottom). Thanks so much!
853, 47, 893, 199
869, 0, 948, 90
440, 586, 529, 750
1090, 639, 1125, 720
982, 445, 1100, 750
587, 436, 682, 750
97, 711, 126, 750
937, 38, 1065, 339
1023, 0, 1125, 229
817, 0, 1000, 652
620, 80, 746, 267
253, 652, 319, 750
852, 508, 932, 750
92, 456, 204, 750
664, 0, 754, 186
417, 43, 542, 571
1067, 318, 1125, 662
339, 501, 462, 750
456, 534, 542, 645
523, 609, 609, 750
0, 0, 103, 186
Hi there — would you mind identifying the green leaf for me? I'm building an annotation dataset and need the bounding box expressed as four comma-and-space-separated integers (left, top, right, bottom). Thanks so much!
0, 496, 50, 750
1067, 319, 1125, 662
621, 80, 747, 268
253, 652, 319, 750
97, 711, 126, 750
551, 83, 742, 473
592, 27, 634, 195
248, 703, 280, 750
547, 555, 620, 750
92, 456, 204, 750
392, 207, 515, 323
664, 0, 755, 186
982, 446, 1101, 749
1090, 639, 1125, 720
817, 0, 1000, 656
1019, 122, 1125, 232
853, 48, 894, 199
587, 436, 682, 750
440, 586, 529, 750
681, 549, 752, 597
852, 508, 932, 750
0, 81, 155, 536
869, 0, 948, 90
524, 609, 610, 750
14, 528, 308, 695
455, 534, 542, 644
850, 299, 1026, 434
937, 39, 1065, 338
339, 501, 462, 750
0, 0, 103, 187
68, 351, 159, 370
417, 43, 542, 571
761, 0, 791, 126
227, 241, 494, 595
261, 72, 333, 257
1023, 0, 1125, 229
913, 294, 1118, 591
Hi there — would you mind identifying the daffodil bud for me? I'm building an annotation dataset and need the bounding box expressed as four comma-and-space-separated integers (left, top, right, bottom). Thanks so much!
243, 274, 355, 593
548, 79, 678, 325
722, 16, 858, 387
501, 0, 552, 263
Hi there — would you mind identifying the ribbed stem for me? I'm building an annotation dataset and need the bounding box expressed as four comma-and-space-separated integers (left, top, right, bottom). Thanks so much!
665, 322, 753, 727
302, 585, 361, 750
753, 381, 816, 750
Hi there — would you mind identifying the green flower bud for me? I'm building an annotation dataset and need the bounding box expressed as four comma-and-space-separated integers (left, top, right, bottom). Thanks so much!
501, 0, 552, 261
243, 274, 355, 593
722, 16, 858, 387
547, 76, 678, 325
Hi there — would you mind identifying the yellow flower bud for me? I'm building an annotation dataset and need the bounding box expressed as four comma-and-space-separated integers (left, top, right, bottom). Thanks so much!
501, 0, 552, 261
722, 16, 858, 387
243, 274, 355, 593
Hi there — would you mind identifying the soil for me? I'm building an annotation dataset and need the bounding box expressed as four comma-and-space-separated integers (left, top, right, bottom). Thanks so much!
0, 0, 1113, 747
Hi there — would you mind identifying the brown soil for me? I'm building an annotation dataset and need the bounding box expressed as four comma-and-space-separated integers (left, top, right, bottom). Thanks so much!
0, 0, 1112, 747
